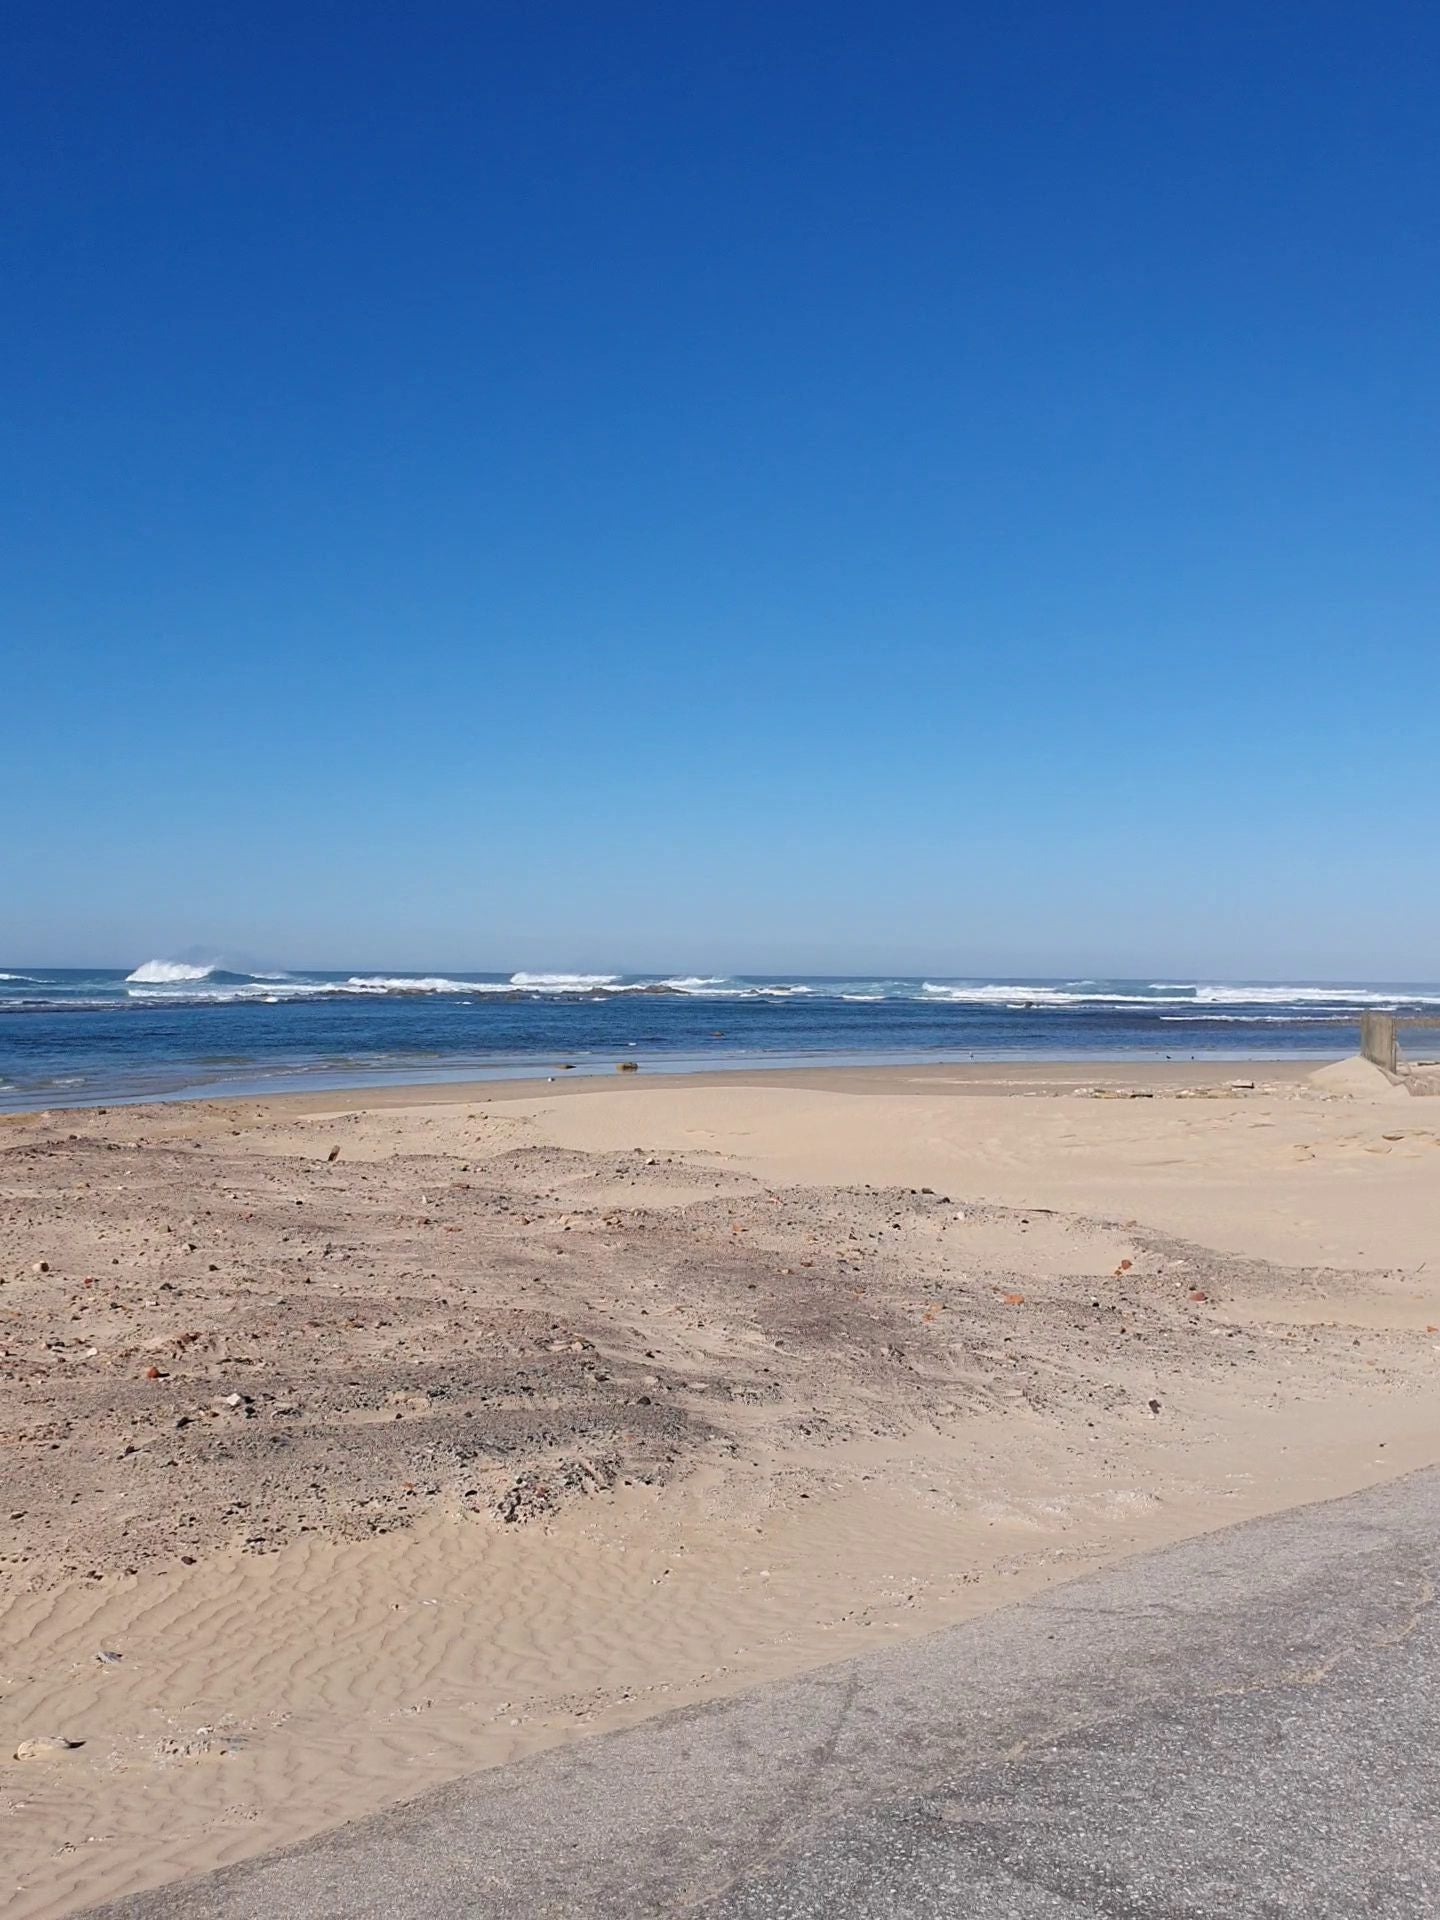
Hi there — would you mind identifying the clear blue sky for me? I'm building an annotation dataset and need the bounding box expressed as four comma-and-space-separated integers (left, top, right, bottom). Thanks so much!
5, 2, 1437, 978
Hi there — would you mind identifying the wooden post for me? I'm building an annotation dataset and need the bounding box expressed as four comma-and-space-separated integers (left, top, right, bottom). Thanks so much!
1359, 1012, 1398, 1076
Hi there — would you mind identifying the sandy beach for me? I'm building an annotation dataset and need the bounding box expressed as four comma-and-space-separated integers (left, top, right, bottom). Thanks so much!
3, 1056, 1439, 1916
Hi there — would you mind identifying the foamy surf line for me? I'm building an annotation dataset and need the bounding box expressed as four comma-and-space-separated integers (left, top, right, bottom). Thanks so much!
4, 963, 1432, 1012
114, 969, 821, 1006
918, 982, 1440, 1008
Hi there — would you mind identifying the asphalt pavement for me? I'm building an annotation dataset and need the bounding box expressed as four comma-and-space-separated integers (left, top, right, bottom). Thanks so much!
89, 1467, 1440, 1918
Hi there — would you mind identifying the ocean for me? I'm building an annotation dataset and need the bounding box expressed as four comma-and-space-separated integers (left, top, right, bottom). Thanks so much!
3, 963, 1438, 1111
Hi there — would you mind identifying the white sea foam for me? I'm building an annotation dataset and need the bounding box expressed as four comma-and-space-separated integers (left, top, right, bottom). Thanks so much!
90, 968, 1440, 1016
674, 984, 813, 999
509, 972, 620, 989
0, 972, 37, 982
124, 974, 494, 1004
118, 972, 816, 1005
122, 973, 634, 1005
127, 982, 328, 1002
342, 976, 495, 995
1160, 1013, 1346, 1024
1182, 984, 1440, 1007
126, 959, 216, 984
921, 983, 1162, 1007
922, 980, 1440, 1011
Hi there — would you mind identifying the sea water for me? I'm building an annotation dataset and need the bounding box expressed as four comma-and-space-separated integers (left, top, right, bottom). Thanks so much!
2, 965, 1437, 1110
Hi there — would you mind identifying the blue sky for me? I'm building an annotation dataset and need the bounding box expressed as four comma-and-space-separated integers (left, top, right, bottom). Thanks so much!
5, 2, 1437, 977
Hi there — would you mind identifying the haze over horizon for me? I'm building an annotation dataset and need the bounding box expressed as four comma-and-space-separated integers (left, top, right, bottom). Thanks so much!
6, 3, 1438, 978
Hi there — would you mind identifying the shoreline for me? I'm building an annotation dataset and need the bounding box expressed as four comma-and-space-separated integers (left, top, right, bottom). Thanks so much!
221, 1053, 1326, 1115
3, 1049, 1333, 1117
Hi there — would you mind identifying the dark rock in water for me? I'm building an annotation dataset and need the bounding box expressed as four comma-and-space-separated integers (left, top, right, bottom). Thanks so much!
616, 1060, 639, 1073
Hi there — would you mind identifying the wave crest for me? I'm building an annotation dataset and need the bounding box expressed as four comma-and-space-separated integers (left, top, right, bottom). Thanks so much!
126, 959, 216, 984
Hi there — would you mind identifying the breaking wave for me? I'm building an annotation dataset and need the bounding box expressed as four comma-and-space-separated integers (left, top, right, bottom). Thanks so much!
126, 959, 216, 984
